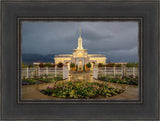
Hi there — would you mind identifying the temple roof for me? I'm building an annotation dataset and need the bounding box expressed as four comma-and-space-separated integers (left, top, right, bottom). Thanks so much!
88, 54, 106, 57
54, 54, 73, 58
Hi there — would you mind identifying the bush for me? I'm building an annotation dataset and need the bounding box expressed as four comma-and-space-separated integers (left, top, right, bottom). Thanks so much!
115, 64, 122, 67
28, 64, 33, 68
44, 63, 53, 67
57, 62, 64, 67
98, 77, 138, 85
39, 63, 45, 67
106, 63, 115, 67
86, 62, 91, 68
22, 61, 28, 68
126, 62, 138, 67
98, 63, 104, 67
76, 65, 78, 71
70, 63, 75, 68
22, 79, 36, 85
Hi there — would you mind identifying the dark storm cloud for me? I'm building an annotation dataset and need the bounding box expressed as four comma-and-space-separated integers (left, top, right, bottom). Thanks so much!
22, 21, 138, 62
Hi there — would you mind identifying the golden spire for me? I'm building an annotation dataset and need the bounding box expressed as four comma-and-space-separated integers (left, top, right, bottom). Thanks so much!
79, 27, 81, 37
77, 28, 83, 49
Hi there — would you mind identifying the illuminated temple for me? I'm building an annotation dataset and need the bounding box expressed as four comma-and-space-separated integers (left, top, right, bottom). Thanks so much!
54, 28, 107, 70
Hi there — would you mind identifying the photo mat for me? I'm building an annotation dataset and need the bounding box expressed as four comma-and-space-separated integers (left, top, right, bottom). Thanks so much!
18, 18, 143, 103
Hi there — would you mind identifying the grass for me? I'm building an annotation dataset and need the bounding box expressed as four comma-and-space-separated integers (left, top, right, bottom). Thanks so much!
98, 76, 138, 85
22, 77, 63, 85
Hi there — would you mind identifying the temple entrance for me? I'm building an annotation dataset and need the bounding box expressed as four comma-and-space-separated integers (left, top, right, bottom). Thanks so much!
78, 60, 83, 71
76, 58, 84, 72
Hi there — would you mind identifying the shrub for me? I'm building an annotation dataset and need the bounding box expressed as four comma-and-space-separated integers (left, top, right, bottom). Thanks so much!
44, 63, 53, 67
115, 64, 122, 67
22, 79, 36, 85
28, 64, 33, 68
22, 61, 28, 68
70, 63, 75, 68
126, 62, 138, 67
86, 62, 91, 68
57, 62, 64, 67
39, 63, 45, 67
83, 65, 85, 71
76, 65, 78, 71
106, 63, 115, 67
98, 63, 104, 67
98, 77, 138, 85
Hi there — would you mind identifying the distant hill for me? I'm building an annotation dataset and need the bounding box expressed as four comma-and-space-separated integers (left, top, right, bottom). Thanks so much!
106, 55, 138, 63
22, 53, 138, 65
22, 54, 56, 65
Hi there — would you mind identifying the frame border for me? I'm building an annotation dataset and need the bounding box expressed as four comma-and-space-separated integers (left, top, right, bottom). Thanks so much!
1, 1, 159, 120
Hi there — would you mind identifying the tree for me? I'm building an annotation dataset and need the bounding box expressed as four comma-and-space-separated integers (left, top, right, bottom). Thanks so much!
28, 64, 33, 68
76, 65, 78, 71
70, 63, 75, 68
44, 63, 53, 67
115, 64, 122, 67
39, 63, 44, 68
98, 63, 104, 67
83, 65, 85, 71
106, 63, 115, 67
126, 62, 136, 67
52, 64, 55, 67
21, 61, 28, 68
86, 62, 91, 68
57, 62, 63, 67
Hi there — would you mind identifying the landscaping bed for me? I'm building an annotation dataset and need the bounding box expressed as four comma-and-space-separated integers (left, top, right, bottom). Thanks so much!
98, 77, 138, 85
22, 77, 63, 85
43, 80, 124, 99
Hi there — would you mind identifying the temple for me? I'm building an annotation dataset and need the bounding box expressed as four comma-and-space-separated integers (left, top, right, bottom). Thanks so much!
54, 28, 107, 70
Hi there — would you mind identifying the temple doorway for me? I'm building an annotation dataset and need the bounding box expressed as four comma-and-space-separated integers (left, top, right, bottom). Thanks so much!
78, 60, 83, 71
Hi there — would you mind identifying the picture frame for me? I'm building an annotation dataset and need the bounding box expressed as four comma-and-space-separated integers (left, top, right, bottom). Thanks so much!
1, 0, 159, 120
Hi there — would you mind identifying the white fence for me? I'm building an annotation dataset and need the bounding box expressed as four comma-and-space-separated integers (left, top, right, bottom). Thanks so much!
93, 67, 138, 79
21, 66, 68, 79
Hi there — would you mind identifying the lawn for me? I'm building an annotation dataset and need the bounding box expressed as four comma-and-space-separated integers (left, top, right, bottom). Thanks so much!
22, 77, 63, 85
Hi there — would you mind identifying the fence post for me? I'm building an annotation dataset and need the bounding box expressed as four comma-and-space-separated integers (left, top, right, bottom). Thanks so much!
113, 67, 115, 77
26, 67, 28, 78
38, 67, 40, 77
133, 67, 135, 78
121, 66, 123, 77
55, 65, 57, 77
93, 66, 98, 79
63, 65, 69, 79
105, 66, 106, 77
124, 66, 126, 77
46, 67, 48, 75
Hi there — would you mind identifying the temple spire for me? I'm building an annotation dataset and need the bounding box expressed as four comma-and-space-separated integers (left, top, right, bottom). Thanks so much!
77, 28, 83, 49
79, 27, 81, 37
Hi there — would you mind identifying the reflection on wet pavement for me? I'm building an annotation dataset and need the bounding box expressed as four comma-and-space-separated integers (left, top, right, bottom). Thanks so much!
69, 73, 93, 81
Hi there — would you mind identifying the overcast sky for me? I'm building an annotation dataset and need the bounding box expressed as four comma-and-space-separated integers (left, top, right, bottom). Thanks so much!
22, 21, 139, 62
